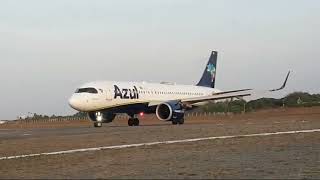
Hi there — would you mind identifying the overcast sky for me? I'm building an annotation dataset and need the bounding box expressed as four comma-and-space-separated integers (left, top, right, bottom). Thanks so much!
0, 0, 319, 119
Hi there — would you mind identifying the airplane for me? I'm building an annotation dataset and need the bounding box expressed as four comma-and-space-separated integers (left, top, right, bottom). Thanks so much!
0, 120, 7, 124
69, 51, 290, 127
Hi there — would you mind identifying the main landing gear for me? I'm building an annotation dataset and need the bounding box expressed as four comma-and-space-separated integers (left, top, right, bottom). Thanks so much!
172, 118, 185, 125
128, 118, 140, 126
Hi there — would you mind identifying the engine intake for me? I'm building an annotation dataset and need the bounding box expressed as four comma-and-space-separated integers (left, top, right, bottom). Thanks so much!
156, 102, 185, 121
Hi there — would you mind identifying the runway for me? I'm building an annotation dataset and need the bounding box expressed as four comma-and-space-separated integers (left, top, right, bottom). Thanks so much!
0, 107, 320, 179
1, 129, 320, 161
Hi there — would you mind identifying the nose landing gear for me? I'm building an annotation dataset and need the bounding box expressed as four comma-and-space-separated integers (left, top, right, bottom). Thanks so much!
93, 112, 103, 128
94, 122, 102, 127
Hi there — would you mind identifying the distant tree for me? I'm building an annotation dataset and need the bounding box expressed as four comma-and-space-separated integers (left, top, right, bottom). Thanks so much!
199, 91, 320, 113
50, 114, 57, 118
72, 112, 87, 118
283, 92, 320, 107
246, 98, 282, 111
201, 99, 246, 113
230, 100, 247, 113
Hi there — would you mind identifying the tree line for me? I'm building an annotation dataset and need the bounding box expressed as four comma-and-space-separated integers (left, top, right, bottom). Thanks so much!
201, 92, 320, 113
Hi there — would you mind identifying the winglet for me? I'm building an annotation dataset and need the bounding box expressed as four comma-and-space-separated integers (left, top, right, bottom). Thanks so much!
269, 71, 291, 92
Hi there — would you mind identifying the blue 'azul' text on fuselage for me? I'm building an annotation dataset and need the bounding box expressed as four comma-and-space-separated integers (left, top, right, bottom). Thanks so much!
114, 85, 139, 99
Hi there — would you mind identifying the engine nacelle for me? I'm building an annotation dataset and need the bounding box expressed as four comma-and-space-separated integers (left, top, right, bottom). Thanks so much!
156, 101, 185, 121
88, 111, 116, 123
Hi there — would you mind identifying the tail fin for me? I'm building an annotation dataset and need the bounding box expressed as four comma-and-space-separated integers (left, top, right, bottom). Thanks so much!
196, 51, 218, 88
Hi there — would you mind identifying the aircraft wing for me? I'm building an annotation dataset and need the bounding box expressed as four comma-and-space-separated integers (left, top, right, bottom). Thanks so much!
148, 71, 290, 107
147, 89, 253, 107
181, 90, 252, 105
182, 71, 290, 105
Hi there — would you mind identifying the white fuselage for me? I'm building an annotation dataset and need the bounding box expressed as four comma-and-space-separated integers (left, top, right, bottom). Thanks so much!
69, 81, 221, 112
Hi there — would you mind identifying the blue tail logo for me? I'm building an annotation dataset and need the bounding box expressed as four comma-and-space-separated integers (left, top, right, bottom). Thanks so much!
206, 63, 216, 82
197, 51, 218, 88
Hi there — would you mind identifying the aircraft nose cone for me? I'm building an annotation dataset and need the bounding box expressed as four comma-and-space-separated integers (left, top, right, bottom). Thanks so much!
69, 96, 81, 110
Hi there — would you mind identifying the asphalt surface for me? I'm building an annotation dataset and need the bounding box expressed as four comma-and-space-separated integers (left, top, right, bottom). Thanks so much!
0, 107, 320, 179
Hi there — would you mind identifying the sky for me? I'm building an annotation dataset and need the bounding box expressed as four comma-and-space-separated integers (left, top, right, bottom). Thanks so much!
0, 0, 319, 119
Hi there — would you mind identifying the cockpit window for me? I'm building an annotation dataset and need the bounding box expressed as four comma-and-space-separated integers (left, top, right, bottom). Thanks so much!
75, 87, 98, 94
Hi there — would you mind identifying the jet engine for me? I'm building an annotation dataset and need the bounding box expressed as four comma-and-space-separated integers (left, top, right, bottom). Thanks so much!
156, 101, 185, 121
88, 111, 116, 123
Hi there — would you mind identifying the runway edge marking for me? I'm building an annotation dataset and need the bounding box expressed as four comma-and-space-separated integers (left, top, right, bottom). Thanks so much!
1, 129, 320, 160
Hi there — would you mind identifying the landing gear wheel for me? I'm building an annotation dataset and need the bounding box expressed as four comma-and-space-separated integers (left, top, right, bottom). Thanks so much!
94, 122, 102, 128
172, 118, 184, 125
172, 120, 178, 125
133, 118, 140, 126
178, 118, 185, 125
128, 118, 140, 126
128, 118, 134, 126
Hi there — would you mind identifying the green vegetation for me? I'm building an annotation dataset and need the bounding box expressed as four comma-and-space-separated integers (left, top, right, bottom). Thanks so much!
283, 92, 320, 107
201, 92, 320, 113
22, 112, 87, 120
72, 112, 87, 118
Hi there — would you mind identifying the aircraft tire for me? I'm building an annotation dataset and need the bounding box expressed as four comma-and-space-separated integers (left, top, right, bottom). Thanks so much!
178, 118, 185, 125
133, 118, 140, 126
172, 120, 178, 125
94, 122, 102, 128
128, 118, 134, 126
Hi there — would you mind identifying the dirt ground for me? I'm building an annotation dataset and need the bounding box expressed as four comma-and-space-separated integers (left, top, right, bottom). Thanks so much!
0, 107, 319, 179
